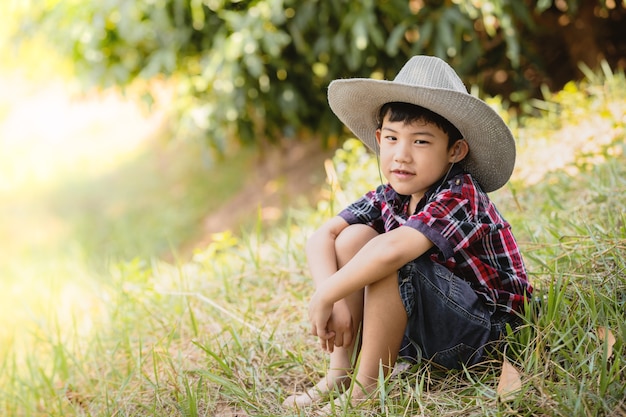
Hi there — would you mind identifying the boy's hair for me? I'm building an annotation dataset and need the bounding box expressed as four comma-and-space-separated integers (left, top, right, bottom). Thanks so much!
377, 102, 463, 148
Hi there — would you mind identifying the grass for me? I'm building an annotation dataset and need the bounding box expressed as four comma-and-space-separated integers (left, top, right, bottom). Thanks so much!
1, 49, 625, 416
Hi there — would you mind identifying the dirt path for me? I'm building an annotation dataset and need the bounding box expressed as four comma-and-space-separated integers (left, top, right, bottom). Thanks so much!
182, 140, 334, 254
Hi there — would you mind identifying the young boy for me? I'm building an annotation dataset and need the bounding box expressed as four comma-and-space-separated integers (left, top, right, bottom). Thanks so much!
284, 56, 532, 408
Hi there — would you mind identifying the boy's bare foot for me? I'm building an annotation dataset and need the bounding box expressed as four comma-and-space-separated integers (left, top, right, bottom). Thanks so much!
282, 387, 324, 408
282, 372, 350, 408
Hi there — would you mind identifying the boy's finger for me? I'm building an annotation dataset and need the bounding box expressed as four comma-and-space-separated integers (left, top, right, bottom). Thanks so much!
311, 324, 329, 338
334, 333, 343, 347
319, 337, 327, 351
318, 332, 335, 352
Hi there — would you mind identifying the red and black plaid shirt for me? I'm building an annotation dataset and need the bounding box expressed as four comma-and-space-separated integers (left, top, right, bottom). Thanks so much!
338, 170, 532, 314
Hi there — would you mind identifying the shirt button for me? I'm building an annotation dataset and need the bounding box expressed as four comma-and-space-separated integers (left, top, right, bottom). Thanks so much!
455, 179, 461, 185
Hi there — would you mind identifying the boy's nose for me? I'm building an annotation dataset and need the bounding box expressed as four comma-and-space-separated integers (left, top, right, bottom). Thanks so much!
394, 142, 412, 162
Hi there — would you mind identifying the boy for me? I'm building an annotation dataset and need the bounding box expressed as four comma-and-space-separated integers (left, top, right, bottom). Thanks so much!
284, 56, 532, 408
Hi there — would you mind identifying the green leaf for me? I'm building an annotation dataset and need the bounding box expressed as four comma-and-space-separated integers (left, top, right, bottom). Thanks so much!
385, 22, 407, 56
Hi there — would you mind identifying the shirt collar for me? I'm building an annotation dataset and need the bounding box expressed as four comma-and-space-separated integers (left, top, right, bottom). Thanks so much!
423, 164, 465, 200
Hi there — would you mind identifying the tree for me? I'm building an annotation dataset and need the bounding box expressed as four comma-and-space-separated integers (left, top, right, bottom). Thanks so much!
14, 0, 626, 154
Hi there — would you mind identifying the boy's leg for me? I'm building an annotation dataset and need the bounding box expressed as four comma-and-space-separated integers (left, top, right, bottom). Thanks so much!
344, 271, 407, 398
283, 224, 378, 407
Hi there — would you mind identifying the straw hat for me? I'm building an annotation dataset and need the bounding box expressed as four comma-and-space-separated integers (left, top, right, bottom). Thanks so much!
327, 55, 516, 192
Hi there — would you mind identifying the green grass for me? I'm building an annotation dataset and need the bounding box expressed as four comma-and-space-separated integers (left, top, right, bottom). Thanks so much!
1, 63, 625, 416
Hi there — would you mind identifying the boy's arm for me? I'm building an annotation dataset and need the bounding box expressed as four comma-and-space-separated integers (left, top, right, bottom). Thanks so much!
309, 226, 433, 340
305, 216, 350, 287
306, 215, 364, 350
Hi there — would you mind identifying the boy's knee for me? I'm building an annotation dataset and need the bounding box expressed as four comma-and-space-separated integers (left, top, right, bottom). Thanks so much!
335, 224, 378, 264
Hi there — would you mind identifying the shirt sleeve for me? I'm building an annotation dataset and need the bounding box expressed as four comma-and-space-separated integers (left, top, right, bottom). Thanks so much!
404, 188, 498, 261
338, 185, 385, 233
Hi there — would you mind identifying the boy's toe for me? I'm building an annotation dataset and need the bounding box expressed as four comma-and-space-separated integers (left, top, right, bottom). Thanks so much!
282, 390, 322, 408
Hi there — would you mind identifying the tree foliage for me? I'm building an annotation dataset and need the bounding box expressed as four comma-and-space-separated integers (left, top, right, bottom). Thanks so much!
15, 0, 626, 153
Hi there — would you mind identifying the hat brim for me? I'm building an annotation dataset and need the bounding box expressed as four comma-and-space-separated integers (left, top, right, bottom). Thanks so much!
328, 78, 515, 193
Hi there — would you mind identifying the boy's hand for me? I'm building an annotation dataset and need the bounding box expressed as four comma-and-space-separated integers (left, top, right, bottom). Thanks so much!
308, 285, 335, 350
325, 300, 354, 352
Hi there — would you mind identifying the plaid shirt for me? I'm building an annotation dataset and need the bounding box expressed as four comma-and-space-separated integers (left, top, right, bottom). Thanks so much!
338, 169, 532, 314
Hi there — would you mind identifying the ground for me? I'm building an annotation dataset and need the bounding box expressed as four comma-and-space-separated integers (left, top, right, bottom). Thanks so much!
181, 139, 333, 255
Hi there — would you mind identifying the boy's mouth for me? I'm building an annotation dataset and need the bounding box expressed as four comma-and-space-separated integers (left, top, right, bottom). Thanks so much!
391, 169, 415, 175
390, 169, 415, 179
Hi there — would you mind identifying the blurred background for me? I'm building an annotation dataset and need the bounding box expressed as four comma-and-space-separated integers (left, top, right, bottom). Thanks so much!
0, 0, 624, 407
3, 0, 624, 260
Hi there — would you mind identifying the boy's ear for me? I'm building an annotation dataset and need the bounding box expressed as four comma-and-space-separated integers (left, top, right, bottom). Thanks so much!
375, 129, 382, 145
449, 139, 469, 163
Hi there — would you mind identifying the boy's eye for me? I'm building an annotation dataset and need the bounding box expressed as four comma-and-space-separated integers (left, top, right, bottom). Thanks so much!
385, 136, 397, 141
414, 139, 428, 144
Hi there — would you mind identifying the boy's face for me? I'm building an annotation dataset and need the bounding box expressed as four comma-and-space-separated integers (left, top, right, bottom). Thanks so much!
376, 115, 459, 204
